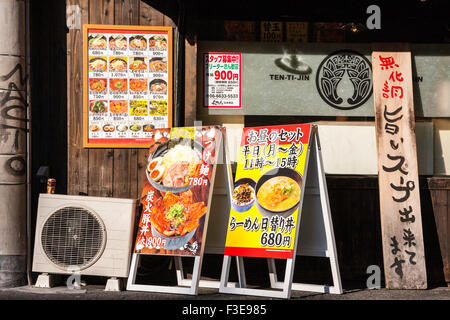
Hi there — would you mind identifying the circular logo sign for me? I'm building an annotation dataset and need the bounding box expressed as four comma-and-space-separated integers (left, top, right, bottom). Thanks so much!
316, 50, 373, 110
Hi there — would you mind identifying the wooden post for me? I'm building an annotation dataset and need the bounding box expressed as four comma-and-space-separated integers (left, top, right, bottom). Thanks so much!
0, 0, 27, 288
372, 50, 427, 289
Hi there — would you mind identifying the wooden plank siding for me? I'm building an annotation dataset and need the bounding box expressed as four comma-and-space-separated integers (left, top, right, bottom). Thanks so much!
67, 0, 179, 199
67, 0, 90, 196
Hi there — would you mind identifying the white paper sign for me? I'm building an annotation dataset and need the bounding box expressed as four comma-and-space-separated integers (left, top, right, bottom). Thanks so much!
204, 52, 241, 109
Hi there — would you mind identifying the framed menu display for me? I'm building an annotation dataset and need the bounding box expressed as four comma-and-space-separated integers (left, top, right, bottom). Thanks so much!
83, 24, 173, 148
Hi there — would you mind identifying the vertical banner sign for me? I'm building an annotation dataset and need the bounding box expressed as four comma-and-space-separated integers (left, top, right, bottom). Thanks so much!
372, 52, 427, 289
133, 126, 222, 257
224, 124, 311, 259
204, 52, 241, 109
83, 25, 173, 148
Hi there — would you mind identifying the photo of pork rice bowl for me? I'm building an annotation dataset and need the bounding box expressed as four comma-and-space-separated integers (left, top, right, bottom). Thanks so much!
146, 139, 204, 193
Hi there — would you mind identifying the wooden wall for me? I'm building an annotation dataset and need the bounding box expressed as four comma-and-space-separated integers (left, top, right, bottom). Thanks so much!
66, 0, 178, 198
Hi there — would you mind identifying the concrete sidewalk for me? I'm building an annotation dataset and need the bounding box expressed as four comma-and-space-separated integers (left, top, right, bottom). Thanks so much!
0, 285, 448, 300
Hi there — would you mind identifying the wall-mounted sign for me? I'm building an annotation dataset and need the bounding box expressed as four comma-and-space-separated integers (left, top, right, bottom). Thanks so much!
83, 24, 172, 148
286, 22, 308, 43
313, 23, 345, 42
224, 124, 311, 259
261, 21, 283, 42
203, 52, 241, 109
133, 126, 222, 257
198, 42, 450, 117
372, 51, 427, 289
224, 21, 256, 41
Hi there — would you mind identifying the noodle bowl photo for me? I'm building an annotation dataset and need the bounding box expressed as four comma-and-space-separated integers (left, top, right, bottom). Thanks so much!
255, 167, 302, 217
146, 138, 203, 193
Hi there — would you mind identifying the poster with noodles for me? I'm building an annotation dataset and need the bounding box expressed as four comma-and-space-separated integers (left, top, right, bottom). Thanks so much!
224, 124, 311, 259
83, 24, 172, 148
133, 126, 223, 257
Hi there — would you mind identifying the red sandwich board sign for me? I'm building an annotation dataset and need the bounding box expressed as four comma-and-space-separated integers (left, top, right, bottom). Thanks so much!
127, 126, 224, 295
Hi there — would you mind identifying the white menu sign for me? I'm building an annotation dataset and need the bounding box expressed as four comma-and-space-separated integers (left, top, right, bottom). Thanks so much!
204, 52, 241, 109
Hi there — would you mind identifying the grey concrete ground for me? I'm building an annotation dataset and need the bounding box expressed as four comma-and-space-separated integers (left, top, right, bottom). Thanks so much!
0, 284, 449, 300
0, 285, 448, 319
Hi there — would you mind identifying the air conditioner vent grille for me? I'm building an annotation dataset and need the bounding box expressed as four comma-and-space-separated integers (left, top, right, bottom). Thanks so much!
41, 206, 106, 270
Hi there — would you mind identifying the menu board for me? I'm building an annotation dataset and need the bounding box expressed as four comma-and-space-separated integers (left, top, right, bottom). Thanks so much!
224, 124, 311, 259
83, 25, 172, 148
133, 126, 223, 256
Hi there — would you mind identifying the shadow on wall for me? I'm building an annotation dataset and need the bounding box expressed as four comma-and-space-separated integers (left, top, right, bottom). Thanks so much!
433, 119, 450, 175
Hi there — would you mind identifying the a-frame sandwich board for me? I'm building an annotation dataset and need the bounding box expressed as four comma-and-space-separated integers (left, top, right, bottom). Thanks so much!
127, 126, 226, 295
219, 125, 343, 299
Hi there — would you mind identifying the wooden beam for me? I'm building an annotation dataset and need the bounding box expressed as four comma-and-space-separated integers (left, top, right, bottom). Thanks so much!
87, 0, 115, 197
112, 0, 140, 199
67, 0, 89, 195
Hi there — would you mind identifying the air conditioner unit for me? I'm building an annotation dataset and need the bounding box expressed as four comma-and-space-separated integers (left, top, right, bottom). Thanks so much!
32, 194, 137, 289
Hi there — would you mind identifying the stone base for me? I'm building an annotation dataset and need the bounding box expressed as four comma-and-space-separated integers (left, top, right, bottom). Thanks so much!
34, 273, 56, 288
105, 277, 122, 291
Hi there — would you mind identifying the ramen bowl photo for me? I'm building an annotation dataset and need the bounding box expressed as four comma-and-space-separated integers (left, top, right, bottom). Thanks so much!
146, 138, 203, 193
231, 178, 256, 213
255, 167, 302, 218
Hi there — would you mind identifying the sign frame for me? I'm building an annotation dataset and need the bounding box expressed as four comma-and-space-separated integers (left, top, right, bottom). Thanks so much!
197, 42, 450, 118
82, 24, 173, 148
126, 126, 226, 295
219, 125, 342, 298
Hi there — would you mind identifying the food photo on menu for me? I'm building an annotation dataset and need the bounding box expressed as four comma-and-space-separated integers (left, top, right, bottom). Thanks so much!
109, 78, 128, 92
149, 35, 167, 49
134, 126, 223, 256
109, 34, 127, 50
130, 79, 148, 92
89, 78, 107, 92
88, 34, 107, 49
88, 57, 107, 72
149, 57, 167, 72
109, 57, 127, 71
129, 35, 147, 49
150, 79, 167, 94
129, 57, 148, 71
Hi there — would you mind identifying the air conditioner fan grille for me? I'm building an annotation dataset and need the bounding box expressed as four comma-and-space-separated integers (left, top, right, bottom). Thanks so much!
41, 206, 106, 270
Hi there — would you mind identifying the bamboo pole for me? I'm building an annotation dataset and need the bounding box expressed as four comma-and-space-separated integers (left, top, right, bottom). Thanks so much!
0, 0, 27, 288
